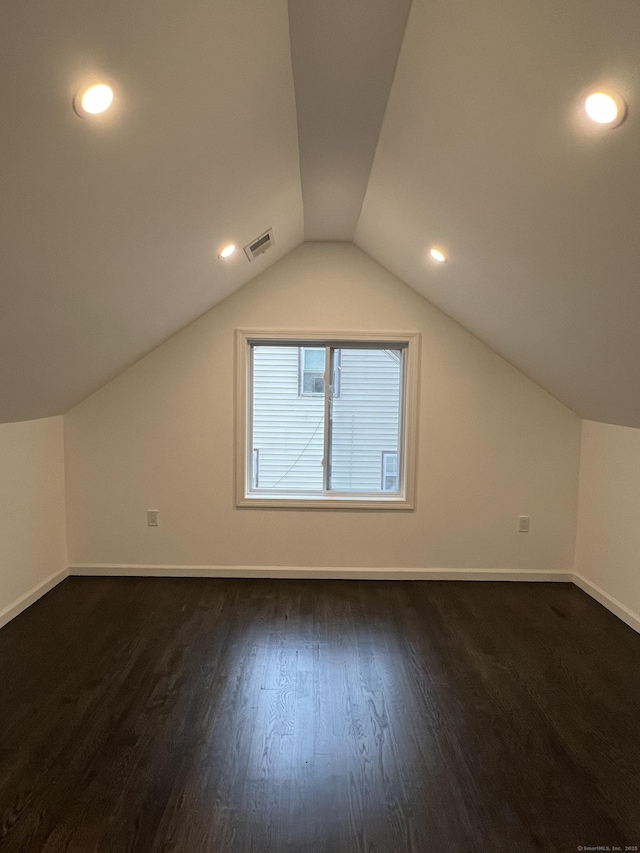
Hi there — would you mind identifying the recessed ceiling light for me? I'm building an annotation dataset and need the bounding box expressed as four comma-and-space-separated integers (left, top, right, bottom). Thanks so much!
429, 247, 447, 263
73, 83, 114, 118
219, 244, 236, 259
584, 90, 626, 127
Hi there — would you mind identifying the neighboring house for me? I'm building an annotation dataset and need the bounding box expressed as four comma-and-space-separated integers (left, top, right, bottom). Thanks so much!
252, 345, 402, 493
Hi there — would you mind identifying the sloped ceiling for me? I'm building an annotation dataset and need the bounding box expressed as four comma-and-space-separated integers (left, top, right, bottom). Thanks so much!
289, 0, 412, 240
2, 0, 640, 426
0, 0, 303, 422
356, 0, 640, 427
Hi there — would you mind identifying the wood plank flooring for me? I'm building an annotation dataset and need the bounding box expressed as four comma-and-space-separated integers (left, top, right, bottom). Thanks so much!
0, 578, 639, 852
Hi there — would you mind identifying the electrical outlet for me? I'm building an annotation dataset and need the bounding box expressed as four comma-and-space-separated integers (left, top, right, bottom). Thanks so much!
518, 515, 530, 533
147, 509, 159, 527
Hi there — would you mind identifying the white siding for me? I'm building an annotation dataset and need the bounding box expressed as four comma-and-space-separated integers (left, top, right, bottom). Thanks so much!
252, 346, 324, 490
251, 345, 402, 493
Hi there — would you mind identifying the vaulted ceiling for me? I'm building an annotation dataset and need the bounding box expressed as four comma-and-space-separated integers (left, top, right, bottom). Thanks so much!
2, 0, 640, 425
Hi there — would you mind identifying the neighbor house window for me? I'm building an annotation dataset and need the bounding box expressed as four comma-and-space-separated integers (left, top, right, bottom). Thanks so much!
299, 347, 341, 397
236, 331, 419, 508
299, 347, 325, 395
252, 449, 260, 488
381, 451, 398, 491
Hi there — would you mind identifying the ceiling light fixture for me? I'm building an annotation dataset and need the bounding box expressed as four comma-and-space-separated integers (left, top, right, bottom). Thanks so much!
429, 247, 447, 264
219, 244, 237, 259
584, 90, 626, 127
73, 83, 114, 118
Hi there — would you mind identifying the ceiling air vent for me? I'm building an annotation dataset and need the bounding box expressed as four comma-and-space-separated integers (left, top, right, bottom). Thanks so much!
244, 228, 275, 262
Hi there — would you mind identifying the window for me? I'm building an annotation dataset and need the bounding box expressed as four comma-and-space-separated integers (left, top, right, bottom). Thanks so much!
299, 347, 325, 395
236, 331, 419, 508
299, 347, 341, 397
252, 449, 259, 488
381, 451, 398, 491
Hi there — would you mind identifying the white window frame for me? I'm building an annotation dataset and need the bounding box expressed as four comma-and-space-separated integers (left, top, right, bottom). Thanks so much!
235, 330, 420, 509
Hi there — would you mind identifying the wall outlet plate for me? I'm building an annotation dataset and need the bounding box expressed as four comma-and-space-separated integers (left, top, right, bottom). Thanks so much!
147, 510, 159, 527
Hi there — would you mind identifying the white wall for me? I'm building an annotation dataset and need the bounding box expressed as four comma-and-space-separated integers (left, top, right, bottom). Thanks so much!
575, 420, 640, 628
0, 416, 67, 625
64, 243, 581, 572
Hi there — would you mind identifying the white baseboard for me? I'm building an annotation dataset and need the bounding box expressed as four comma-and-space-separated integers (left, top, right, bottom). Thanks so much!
572, 574, 640, 635
0, 567, 68, 630
4, 566, 637, 638
67, 565, 639, 635
68, 564, 573, 582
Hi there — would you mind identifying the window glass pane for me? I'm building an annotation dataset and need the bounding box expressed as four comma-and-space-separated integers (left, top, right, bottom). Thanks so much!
302, 372, 325, 395
329, 348, 402, 493
303, 348, 325, 370
252, 346, 324, 491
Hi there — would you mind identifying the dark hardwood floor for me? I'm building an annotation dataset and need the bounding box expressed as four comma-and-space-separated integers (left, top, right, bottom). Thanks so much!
0, 578, 639, 852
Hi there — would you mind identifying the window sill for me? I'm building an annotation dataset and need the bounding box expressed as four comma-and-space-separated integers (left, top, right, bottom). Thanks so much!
237, 494, 415, 510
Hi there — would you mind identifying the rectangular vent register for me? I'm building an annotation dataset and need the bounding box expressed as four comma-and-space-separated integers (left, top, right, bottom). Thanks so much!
244, 228, 275, 261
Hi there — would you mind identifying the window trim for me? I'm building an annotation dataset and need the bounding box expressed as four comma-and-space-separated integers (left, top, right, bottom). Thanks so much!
235, 330, 420, 510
